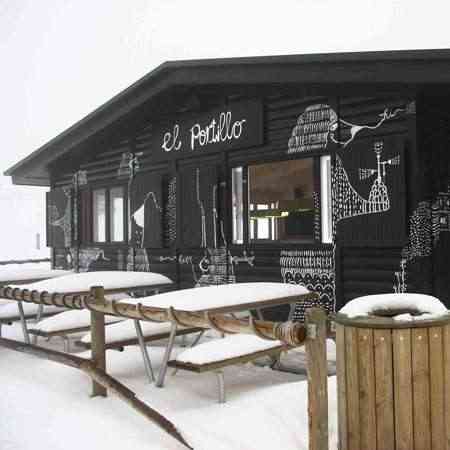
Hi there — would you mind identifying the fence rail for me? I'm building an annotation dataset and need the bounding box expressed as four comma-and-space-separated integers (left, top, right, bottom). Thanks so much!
0, 258, 50, 266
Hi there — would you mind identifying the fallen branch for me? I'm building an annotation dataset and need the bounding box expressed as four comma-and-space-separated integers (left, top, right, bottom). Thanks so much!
0, 337, 193, 449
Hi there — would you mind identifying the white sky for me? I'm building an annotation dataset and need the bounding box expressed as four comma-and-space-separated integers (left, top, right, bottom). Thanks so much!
0, 0, 450, 259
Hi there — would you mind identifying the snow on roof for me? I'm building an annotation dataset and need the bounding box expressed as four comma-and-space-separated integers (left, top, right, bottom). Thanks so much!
7, 271, 173, 293
339, 293, 448, 318
0, 262, 70, 283
136, 282, 310, 312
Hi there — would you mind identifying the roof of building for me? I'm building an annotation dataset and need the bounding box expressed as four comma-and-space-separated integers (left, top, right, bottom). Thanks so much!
6, 48, 450, 186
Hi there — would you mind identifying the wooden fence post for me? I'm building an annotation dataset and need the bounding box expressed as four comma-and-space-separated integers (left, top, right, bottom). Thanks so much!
305, 307, 329, 450
90, 285, 107, 397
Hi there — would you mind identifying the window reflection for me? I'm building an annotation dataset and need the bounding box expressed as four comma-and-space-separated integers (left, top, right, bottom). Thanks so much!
248, 159, 315, 242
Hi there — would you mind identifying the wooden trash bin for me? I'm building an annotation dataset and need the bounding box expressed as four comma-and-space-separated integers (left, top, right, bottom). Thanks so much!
335, 308, 450, 450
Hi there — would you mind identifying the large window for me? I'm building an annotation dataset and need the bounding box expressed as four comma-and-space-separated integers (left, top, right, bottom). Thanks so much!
232, 157, 332, 244
92, 186, 125, 243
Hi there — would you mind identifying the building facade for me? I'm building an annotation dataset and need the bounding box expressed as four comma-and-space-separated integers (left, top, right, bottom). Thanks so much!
7, 50, 450, 320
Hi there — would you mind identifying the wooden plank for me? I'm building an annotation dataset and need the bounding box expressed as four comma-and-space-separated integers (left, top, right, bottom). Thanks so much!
429, 327, 445, 450
412, 328, 431, 450
345, 326, 360, 450
444, 324, 450, 450
393, 328, 414, 450
335, 324, 348, 450
305, 308, 329, 450
357, 329, 376, 450
374, 329, 395, 450
167, 345, 286, 373
90, 286, 107, 398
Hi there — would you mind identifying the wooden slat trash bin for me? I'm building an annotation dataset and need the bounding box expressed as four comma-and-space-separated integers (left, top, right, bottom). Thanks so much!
334, 293, 450, 450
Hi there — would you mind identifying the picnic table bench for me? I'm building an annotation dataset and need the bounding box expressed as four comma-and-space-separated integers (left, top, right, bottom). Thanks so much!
3, 271, 174, 344
127, 282, 314, 388
0, 268, 72, 336
168, 334, 289, 402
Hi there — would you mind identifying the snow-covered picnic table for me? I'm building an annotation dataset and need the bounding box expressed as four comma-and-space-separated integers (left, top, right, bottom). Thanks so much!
128, 282, 312, 387
2, 271, 173, 343
0, 263, 70, 286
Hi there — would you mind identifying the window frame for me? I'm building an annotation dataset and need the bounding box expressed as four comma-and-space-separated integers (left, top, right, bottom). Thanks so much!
87, 184, 128, 246
230, 153, 332, 247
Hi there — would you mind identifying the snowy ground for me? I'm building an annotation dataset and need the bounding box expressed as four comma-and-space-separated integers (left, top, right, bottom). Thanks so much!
0, 321, 337, 450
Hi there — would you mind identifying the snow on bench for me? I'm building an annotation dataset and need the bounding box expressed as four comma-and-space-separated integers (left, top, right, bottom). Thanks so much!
168, 334, 288, 403
78, 317, 203, 350
28, 293, 131, 338
0, 302, 62, 323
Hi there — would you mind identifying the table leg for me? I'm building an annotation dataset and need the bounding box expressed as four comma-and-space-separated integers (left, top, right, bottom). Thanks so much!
17, 302, 30, 344
134, 319, 155, 383
36, 303, 44, 323
156, 322, 177, 388
288, 303, 296, 321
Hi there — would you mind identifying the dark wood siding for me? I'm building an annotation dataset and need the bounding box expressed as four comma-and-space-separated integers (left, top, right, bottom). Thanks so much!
48, 86, 437, 316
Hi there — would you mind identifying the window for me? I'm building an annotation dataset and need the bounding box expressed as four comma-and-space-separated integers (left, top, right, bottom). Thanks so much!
232, 157, 332, 244
110, 187, 125, 242
92, 186, 125, 243
320, 155, 332, 244
93, 189, 106, 242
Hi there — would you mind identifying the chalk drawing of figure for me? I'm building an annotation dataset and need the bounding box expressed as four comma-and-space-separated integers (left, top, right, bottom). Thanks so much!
48, 188, 72, 247
288, 103, 407, 154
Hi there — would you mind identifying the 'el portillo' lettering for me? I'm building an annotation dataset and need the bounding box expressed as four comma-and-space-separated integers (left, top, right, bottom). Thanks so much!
190, 111, 246, 151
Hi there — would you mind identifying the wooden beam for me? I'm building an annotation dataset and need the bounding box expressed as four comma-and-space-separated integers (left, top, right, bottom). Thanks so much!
0, 286, 314, 347
90, 286, 106, 397
305, 308, 329, 450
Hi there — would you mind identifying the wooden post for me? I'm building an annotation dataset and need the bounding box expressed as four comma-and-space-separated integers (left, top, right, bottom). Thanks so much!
90, 285, 106, 397
305, 307, 329, 450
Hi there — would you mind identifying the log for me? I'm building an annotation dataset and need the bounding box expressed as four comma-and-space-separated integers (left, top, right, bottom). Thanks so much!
305, 308, 329, 450
0, 286, 313, 346
90, 286, 107, 397
0, 337, 193, 449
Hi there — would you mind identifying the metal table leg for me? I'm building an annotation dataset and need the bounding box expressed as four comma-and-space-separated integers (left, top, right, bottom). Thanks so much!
190, 330, 204, 348
134, 319, 154, 383
156, 322, 177, 388
36, 303, 44, 323
288, 303, 296, 321
17, 302, 30, 344
216, 371, 226, 403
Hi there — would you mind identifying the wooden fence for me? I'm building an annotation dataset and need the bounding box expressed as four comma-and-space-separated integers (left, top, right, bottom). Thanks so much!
0, 285, 331, 450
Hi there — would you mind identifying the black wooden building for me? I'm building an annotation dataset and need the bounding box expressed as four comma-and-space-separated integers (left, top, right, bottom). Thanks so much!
6, 49, 450, 320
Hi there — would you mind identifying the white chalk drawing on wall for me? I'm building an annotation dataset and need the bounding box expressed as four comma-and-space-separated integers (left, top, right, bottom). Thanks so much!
432, 186, 450, 244
280, 249, 335, 322
179, 168, 254, 287
118, 152, 143, 179
395, 184, 450, 292
333, 141, 400, 225
394, 259, 407, 293
287, 102, 413, 154
75, 248, 110, 272
48, 188, 72, 248
288, 104, 337, 153
164, 176, 177, 246
132, 192, 162, 248
117, 150, 153, 273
